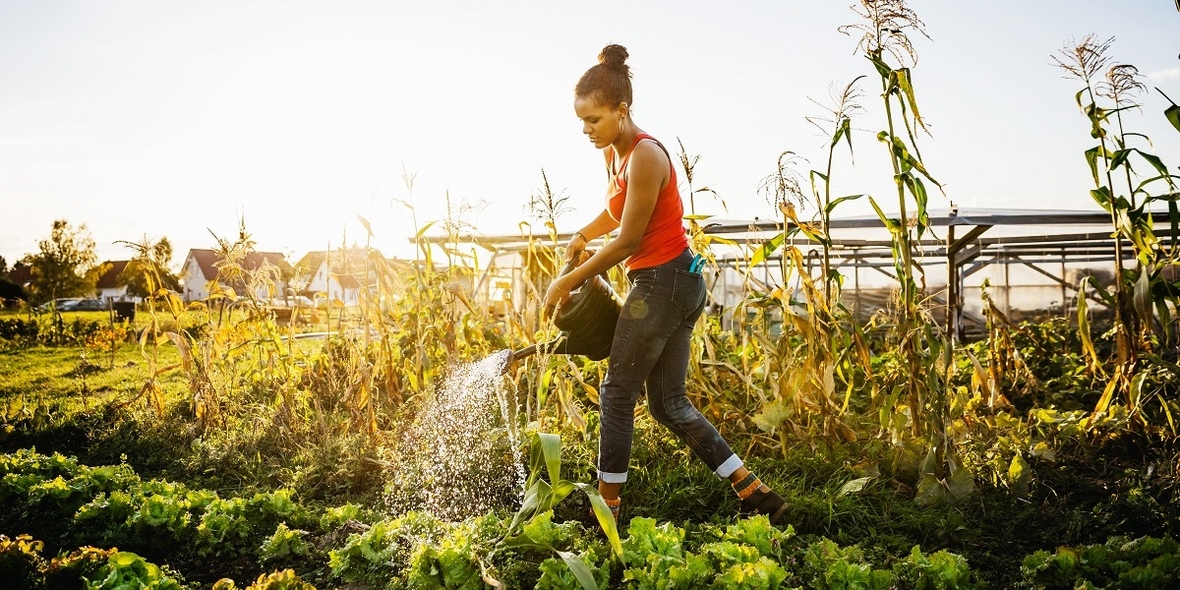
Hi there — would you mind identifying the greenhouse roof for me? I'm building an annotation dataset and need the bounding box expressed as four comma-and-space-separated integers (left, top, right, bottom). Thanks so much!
425, 205, 1178, 264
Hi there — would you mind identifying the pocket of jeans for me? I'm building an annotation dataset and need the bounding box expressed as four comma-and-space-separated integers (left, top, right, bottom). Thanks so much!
671, 269, 705, 313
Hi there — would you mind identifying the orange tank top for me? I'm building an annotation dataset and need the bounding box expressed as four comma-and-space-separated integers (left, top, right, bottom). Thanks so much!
607, 134, 689, 271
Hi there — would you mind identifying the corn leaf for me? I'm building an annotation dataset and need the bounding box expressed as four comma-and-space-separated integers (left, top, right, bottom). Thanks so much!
825, 194, 864, 216
1172, 199, 1179, 252
1089, 187, 1113, 212
868, 196, 902, 234
415, 220, 438, 239
890, 135, 939, 186
1133, 268, 1153, 322
556, 550, 599, 590
1089, 367, 1121, 422
1077, 277, 1106, 378
903, 175, 930, 237
810, 170, 828, 197
511, 480, 552, 531
1084, 145, 1113, 187
538, 433, 562, 485
1129, 372, 1146, 413
574, 483, 623, 558
892, 68, 928, 131
866, 53, 891, 78
750, 233, 785, 268
1166, 104, 1180, 133
837, 114, 855, 154
356, 214, 374, 238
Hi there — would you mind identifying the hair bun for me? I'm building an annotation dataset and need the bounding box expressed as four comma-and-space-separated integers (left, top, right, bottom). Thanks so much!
598, 44, 629, 71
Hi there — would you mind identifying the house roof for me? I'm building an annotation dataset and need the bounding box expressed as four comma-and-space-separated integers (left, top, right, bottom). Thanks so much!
336, 274, 363, 289
95, 260, 130, 289
293, 251, 328, 275
5, 263, 32, 286
185, 249, 291, 281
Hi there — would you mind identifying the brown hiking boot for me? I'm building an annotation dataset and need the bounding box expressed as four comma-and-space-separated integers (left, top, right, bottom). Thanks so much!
732, 472, 788, 524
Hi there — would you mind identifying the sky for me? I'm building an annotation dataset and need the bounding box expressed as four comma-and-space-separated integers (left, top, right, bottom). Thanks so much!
1, 0, 1179, 269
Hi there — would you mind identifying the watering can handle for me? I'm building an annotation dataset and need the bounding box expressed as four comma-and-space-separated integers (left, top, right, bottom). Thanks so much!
559, 256, 589, 290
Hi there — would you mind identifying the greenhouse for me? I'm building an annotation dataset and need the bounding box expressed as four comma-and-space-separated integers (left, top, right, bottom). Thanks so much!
437, 205, 1179, 341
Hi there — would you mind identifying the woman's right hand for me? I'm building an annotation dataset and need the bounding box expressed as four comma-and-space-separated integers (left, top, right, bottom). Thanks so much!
565, 232, 588, 262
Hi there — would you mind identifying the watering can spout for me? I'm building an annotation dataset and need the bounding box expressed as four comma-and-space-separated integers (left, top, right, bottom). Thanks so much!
499, 338, 562, 374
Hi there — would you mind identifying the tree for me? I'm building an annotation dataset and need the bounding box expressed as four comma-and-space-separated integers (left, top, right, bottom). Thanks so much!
21, 220, 100, 305
0, 255, 8, 274
118, 236, 180, 298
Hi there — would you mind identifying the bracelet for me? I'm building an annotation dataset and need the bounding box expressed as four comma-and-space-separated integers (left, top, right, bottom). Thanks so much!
574, 231, 588, 242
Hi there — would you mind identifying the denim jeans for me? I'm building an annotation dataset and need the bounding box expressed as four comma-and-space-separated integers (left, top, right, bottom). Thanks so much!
597, 248, 743, 484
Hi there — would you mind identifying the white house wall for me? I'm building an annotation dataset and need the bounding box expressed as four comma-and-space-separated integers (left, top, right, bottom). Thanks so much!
181, 256, 210, 302
307, 262, 331, 294
98, 287, 138, 303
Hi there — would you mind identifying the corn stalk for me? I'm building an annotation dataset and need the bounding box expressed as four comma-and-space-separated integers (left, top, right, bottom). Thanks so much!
1054, 36, 1180, 424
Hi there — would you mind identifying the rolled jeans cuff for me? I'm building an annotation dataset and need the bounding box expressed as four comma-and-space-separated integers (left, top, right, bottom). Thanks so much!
598, 470, 628, 484
714, 454, 743, 479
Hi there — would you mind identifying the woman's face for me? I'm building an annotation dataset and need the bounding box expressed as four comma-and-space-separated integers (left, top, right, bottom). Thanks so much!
574, 96, 625, 150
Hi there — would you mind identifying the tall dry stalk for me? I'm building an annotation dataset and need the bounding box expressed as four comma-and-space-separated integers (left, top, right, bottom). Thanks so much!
676, 139, 737, 278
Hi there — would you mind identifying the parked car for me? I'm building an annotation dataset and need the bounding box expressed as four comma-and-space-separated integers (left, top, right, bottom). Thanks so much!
35, 298, 107, 312
266, 296, 314, 308
35, 298, 82, 312
71, 299, 107, 311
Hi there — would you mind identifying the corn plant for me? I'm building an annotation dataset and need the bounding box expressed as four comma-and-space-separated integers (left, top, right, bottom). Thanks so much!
801, 78, 867, 304
114, 236, 190, 417
837, 0, 964, 493
380, 176, 508, 410
510, 170, 607, 428
489, 431, 621, 590
1053, 35, 1180, 424
740, 52, 892, 453
676, 138, 738, 274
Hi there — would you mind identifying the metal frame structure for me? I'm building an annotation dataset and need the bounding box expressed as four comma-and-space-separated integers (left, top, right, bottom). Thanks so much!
419, 206, 1178, 340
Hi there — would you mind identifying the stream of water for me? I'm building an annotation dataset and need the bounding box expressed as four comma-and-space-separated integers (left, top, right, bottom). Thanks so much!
384, 349, 526, 521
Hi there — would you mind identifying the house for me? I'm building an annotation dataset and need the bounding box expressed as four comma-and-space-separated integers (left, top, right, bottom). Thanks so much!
94, 260, 135, 303
293, 248, 382, 306
180, 249, 291, 302
1, 262, 32, 305
5, 263, 32, 291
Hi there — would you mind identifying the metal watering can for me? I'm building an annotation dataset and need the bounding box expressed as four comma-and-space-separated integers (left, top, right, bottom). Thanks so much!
505, 258, 622, 368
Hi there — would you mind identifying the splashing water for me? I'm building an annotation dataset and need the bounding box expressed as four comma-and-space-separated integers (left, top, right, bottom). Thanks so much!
384, 349, 526, 521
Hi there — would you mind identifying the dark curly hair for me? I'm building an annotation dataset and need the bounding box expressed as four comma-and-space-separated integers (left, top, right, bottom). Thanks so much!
575, 44, 633, 109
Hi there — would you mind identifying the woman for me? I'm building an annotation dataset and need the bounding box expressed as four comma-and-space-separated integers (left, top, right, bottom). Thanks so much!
543, 44, 787, 525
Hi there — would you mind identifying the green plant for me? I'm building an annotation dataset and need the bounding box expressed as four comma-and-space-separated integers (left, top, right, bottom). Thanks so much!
406, 514, 506, 590
836, 0, 964, 501
327, 511, 444, 586
802, 537, 895, 589
84, 551, 184, 590
893, 545, 978, 589
1021, 535, 1180, 589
